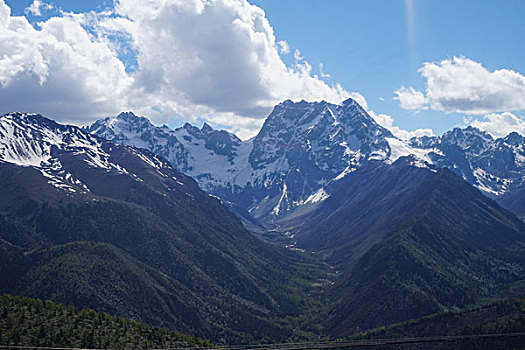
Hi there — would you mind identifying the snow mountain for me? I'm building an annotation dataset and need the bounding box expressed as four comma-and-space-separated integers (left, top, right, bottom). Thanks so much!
3, 110, 525, 341
88, 99, 431, 223
409, 127, 525, 197
87, 111, 247, 193
0, 112, 182, 195
87, 99, 525, 224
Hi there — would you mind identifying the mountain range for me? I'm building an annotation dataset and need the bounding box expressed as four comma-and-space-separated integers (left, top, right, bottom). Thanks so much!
1, 97, 525, 344
87, 99, 525, 225
85, 99, 525, 337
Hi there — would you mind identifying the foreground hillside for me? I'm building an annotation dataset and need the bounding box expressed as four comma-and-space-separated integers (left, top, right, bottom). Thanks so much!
351, 297, 525, 349
1, 293, 524, 350
0, 294, 210, 349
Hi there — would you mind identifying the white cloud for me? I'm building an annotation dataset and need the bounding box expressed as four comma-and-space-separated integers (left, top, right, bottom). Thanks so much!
396, 56, 525, 115
25, 0, 53, 17
277, 40, 289, 54
394, 126, 434, 140
0, 2, 132, 125
293, 49, 304, 62
0, 0, 354, 138
469, 112, 525, 139
319, 63, 330, 79
394, 86, 428, 111
371, 111, 433, 140
110, 0, 351, 135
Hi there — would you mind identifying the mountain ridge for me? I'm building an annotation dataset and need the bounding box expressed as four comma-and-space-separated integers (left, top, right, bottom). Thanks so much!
87, 99, 427, 223
292, 156, 525, 336
86, 100, 525, 226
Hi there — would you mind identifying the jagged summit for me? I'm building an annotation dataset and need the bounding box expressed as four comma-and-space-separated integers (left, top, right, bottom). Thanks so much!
409, 125, 525, 197
201, 122, 214, 133
504, 131, 525, 146
85, 111, 245, 193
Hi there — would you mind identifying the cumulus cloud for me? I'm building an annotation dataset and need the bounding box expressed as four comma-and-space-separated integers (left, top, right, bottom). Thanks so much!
469, 112, 525, 139
293, 49, 304, 62
25, 0, 53, 17
395, 56, 525, 115
112, 0, 352, 133
0, 1, 132, 124
0, 0, 353, 138
277, 40, 290, 54
394, 86, 427, 111
360, 93, 433, 140
319, 63, 330, 79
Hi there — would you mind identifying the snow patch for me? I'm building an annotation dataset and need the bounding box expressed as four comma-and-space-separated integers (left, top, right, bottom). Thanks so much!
386, 137, 433, 163
272, 183, 288, 216
304, 188, 330, 204
473, 168, 508, 196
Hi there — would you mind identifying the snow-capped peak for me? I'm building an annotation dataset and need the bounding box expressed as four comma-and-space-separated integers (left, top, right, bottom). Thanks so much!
0, 112, 177, 195
0, 113, 105, 168
88, 99, 403, 219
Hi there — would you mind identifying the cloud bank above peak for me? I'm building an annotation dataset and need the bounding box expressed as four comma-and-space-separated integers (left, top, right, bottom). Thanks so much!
394, 56, 525, 139
469, 112, 525, 139
395, 56, 525, 115
0, 0, 132, 125
0, 0, 355, 138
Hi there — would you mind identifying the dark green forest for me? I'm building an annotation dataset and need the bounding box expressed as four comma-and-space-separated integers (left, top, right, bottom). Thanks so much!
0, 294, 211, 349
350, 297, 525, 349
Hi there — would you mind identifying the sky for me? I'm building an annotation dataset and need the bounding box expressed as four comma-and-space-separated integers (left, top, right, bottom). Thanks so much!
1, 0, 525, 139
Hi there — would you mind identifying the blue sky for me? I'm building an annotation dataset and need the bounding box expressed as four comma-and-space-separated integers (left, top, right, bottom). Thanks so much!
6, 0, 111, 14
3, 0, 525, 138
